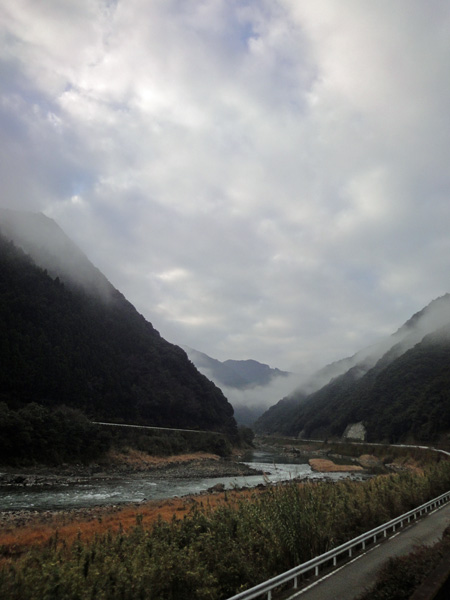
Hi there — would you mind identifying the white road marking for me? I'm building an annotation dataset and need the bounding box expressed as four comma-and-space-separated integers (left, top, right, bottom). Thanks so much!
287, 544, 381, 598
285, 504, 450, 599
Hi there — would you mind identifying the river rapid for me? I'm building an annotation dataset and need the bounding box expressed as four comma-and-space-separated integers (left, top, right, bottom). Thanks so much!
0, 450, 366, 512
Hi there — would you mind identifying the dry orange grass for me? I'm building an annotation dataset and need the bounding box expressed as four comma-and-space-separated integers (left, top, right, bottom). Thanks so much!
358, 454, 382, 468
104, 448, 220, 467
0, 451, 244, 561
309, 458, 363, 472
0, 488, 259, 561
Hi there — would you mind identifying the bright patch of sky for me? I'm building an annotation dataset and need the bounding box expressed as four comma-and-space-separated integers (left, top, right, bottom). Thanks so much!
1, 0, 450, 376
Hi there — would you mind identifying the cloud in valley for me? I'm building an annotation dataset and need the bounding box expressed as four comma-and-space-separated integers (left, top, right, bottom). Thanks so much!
1, 0, 450, 381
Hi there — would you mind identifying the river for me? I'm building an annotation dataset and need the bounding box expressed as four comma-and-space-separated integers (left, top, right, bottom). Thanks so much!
0, 450, 366, 511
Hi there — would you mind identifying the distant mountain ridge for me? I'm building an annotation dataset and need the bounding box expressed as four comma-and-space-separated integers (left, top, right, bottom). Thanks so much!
183, 346, 290, 389
223, 358, 289, 387
256, 294, 450, 443
0, 210, 237, 437
183, 347, 293, 426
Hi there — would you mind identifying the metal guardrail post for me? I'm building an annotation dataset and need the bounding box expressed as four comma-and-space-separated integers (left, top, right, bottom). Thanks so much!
225, 444, 450, 600
226, 489, 450, 600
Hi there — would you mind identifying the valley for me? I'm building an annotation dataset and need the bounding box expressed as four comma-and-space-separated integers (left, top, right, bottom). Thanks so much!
1, 210, 450, 599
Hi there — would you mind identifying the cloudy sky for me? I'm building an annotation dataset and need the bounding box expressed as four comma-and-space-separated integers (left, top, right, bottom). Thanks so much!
1, 0, 450, 375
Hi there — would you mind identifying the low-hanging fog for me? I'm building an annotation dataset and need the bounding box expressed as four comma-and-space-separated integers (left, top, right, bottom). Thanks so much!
206, 370, 303, 425
2, 2, 450, 375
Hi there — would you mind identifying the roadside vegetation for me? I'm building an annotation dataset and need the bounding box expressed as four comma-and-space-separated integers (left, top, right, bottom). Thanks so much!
1, 458, 450, 599
356, 527, 450, 600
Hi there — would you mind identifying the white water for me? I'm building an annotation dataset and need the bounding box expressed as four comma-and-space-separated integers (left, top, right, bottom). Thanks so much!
0, 450, 366, 511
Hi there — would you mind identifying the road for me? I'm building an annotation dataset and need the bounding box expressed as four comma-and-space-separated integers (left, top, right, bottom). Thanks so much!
287, 501, 450, 600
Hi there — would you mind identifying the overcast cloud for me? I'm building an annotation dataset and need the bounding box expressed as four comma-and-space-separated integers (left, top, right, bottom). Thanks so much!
1, 0, 450, 375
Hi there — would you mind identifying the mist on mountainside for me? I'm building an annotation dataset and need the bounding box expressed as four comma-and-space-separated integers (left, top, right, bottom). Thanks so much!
0, 211, 238, 443
278, 292, 450, 403
256, 293, 450, 443
208, 371, 302, 426
0, 208, 115, 300
183, 346, 300, 425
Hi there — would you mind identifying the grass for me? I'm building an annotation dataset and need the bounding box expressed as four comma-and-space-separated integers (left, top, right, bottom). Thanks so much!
1, 458, 450, 599
0, 488, 256, 561
356, 529, 450, 600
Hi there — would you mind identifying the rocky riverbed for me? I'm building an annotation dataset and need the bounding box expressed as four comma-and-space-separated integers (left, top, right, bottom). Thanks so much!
0, 453, 264, 529
0, 446, 378, 537
0, 452, 262, 489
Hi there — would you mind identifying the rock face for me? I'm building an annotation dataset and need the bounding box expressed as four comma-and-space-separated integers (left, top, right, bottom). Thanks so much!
343, 422, 367, 441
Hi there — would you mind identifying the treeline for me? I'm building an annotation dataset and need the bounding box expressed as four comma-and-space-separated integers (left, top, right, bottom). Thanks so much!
1, 461, 450, 599
0, 403, 237, 466
0, 232, 236, 436
103, 423, 233, 458
0, 403, 109, 465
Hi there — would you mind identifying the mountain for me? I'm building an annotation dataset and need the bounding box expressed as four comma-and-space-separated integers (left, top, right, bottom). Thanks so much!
183, 346, 293, 425
0, 210, 237, 437
0, 208, 114, 298
183, 347, 290, 389
255, 295, 450, 443
182, 348, 250, 389
223, 358, 290, 387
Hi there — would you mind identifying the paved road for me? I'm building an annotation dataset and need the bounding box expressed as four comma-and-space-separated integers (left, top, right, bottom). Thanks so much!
287, 502, 450, 600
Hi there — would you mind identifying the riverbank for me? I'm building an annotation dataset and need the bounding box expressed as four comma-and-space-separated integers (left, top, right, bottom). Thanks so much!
0, 449, 262, 489
0, 487, 263, 559
0, 446, 371, 557
0, 452, 266, 558
309, 458, 364, 472
2, 460, 449, 600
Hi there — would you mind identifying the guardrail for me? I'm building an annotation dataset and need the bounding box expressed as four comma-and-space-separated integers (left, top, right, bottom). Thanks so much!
302, 439, 450, 459
93, 421, 223, 435
226, 490, 450, 600
226, 444, 450, 600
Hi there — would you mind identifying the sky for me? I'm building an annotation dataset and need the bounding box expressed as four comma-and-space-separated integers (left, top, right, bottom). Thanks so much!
1, 0, 450, 376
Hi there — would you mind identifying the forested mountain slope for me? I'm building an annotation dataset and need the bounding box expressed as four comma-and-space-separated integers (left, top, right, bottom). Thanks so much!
0, 208, 114, 298
0, 216, 236, 437
256, 296, 450, 443
182, 347, 250, 388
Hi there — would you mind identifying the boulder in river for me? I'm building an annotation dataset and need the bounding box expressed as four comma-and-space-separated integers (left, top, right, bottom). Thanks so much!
207, 483, 225, 493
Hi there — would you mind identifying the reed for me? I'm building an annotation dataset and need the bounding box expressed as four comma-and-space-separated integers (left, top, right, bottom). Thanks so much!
1, 460, 449, 599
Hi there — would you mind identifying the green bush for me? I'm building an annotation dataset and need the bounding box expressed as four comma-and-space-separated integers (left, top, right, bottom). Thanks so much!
0, 402, 111, 465
2, 461, 450, 599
